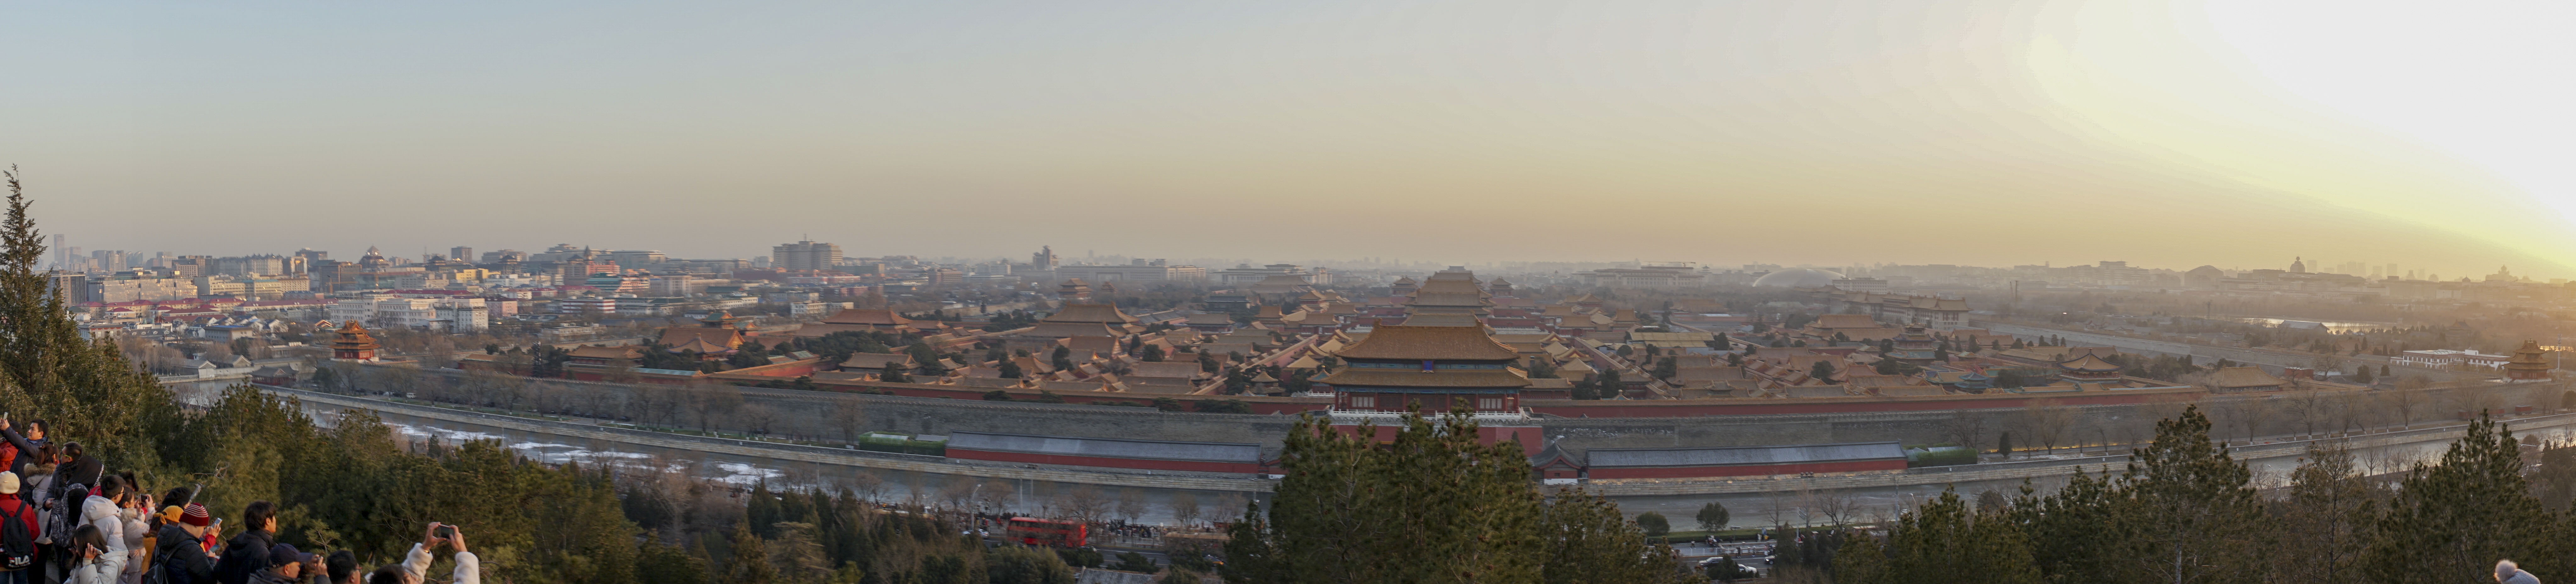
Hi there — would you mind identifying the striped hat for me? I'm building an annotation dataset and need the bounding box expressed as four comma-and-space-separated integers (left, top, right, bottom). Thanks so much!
180, 503, 211, 527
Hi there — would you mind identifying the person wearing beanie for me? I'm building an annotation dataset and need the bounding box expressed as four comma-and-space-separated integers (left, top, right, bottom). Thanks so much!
249, 543, 316, 584
0, 472, 35, 584
150, 504, 215, 584
2498, 559, 2542, 584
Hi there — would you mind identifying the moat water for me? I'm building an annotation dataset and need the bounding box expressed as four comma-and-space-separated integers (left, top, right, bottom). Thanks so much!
174, 380, 2576, 529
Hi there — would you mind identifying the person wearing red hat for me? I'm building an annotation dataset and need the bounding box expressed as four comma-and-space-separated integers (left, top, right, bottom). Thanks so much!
0, 472, 36, 584
147, 504, 214, 584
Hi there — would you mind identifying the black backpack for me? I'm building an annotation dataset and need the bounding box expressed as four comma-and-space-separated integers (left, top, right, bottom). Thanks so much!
0, 499, 32, 571
44, 482, 83, 557
142, 542, 174, 584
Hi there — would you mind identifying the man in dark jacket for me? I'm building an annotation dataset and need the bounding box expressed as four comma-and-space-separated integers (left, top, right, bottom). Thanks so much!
154, 504, 217, 584
43, 442, 99, 507
211, 501, 277, 584
0, 419, 46, 482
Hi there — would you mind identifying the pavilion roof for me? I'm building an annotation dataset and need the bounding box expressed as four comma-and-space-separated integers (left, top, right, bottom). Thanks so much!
2060, 354, 2123, 372
1333, 324, 1519, 361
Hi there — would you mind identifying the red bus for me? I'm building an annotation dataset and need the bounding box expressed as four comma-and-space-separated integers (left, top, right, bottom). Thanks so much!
1003, 517, 1088, 547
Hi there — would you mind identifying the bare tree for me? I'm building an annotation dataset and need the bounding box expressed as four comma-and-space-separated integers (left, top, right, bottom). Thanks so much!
1113, 488, 1147, 524
1797, 485, 1859, 527
2279, 389, 2337, 437
628, 383, 671, 426
2310, 354, 2346, 379
976, 482, 1017, 517
937, 480, 979, 515
831, 400, 867, 445
2018, 400, 2078, 455
1058, 485, 1111, 526
2385, 380, 2434, 428
1210, 493, 1246, 525
688, 382, 745, 432
2449, 385, 2505, 419
1167, 491, 1202, 528
740, 404, 780, 436
847, 473, 887, 506
1764, 489, 1792, 528
1945, 408, 1990, 452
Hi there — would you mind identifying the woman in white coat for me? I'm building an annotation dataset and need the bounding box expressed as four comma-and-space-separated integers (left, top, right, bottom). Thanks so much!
66, 524, 123, 584
75, 477, 130, 558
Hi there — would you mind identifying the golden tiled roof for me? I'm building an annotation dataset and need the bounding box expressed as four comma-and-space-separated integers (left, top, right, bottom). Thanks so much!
1315, 367, 1532, 389
1333, 324, 1519, 361
2059, 354, 2123, 372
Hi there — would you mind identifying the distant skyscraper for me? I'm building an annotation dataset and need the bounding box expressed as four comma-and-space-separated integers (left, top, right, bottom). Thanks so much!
1032, 245, 1059, 269
771, 241, 842, 272
91, 250, 128, 272
50, 235, 64, 271
451, 247, 474, 263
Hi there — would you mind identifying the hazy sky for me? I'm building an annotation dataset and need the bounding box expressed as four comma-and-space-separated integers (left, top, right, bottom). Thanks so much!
5, 1, 2571, 277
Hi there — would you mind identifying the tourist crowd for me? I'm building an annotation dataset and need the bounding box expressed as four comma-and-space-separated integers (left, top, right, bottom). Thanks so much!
0, 418, 480, 584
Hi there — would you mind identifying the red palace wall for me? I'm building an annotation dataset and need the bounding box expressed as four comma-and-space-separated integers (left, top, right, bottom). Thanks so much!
945, 448, 1261, 474
810, 379, 1333, 415
1585, 458, 1907, 479
1530, 387, 2203, 417
1327, 424, 1543, 456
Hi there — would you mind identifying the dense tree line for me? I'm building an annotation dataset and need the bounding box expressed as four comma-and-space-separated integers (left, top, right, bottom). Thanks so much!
1222, 409, 1693, 583
1806, 405, 2572, 584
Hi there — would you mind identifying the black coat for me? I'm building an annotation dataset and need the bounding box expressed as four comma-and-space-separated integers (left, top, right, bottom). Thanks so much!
154, 524, 215, 584
0, 427, 41, 481
47, 456, 99, 505
211, 529, 274, 584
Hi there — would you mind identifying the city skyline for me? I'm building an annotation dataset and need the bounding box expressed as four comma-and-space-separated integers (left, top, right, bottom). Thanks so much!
7, 0, 2572, 278
36, 234, 2542, 285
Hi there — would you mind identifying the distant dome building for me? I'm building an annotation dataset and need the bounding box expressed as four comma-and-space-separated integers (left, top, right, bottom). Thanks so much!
1752, 268, 1846, 288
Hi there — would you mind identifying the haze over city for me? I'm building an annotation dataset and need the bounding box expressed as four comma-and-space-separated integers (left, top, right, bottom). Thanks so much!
7, 0, 2573, 278
10, 3, 2576, 583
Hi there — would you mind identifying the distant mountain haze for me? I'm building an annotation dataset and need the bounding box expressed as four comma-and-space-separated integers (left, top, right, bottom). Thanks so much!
5, 0, 2568, 277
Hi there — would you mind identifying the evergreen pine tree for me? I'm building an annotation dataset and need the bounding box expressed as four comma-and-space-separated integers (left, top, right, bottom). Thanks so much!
1850, 489, 2041, 584
1538, 488, 1687, 584
1634, 512, 1669, 539
1230, 409, 1546, 583
0, 169, 165, 463
727, 521, 779, 584
1695, 502, 1730, 533
2363, 413, 2559, 582
2118, 405, 2268, 583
